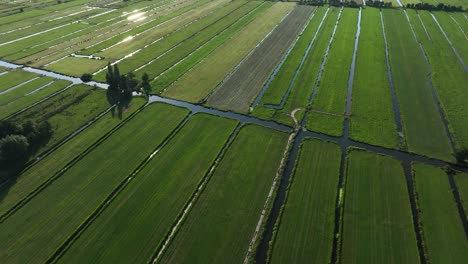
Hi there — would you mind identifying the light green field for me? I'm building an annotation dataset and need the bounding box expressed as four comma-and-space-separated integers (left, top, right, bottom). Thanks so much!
0, 97, 145, 218
0, 103, 189, 263
0, 76, 53, 105
413, 164, 468, 264
384, 9, 452, 161
0, 79, 71, 120
162, 2, 294, 103
306, 8, 358, 137
160, 124, 288, 263
151, 1, 272, 93
341, 150, 419, 264
0, 70, 37, 93
409, 10, 468, 151
270, 138, 340, 263
58, 113, 237, 263
350, 7, 399, 149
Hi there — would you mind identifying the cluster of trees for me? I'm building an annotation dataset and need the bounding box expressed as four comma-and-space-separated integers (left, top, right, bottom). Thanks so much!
455, 148, 468, 167
406, 3, 464, 12
300, 0, 360, 8
105, 63, 151, 119
0, 120, 53, 177
367, 0, 393, 8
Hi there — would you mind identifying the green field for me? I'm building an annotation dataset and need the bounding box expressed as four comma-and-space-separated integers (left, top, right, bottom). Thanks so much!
384, 9, 452, 161
306, 8, 358, 136
454, 172, 468, 222
270, 138, 341, 263
0, 103, 189, 263
413, 164, 468, 263
58, 113, 237, 263
350, 8, 399, 149
0, 76, 53, 105
341, 150, 419, 263
159, 124, 288, 263
0, 70, 37, 93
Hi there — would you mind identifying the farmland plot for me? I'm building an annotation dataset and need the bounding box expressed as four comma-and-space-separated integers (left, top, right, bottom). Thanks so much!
306, 8, 358, 136
0, 79, 72, 120
409, 10, 468, 150
341, 150, 419, 263
0, 70, 38, 93
162, 2, 295, 102
454, 172, 468, 221
350, 7, 399, 149
0, 103, 189, 263
432, 11, 468, 67
269, 138, 340, 264
0, 76, 52, 105
206, 5, 316, 113
58, 113, 237, 263
384, 9, 452, 161
413, 164, 468, 263
0, 98, 146, 219
159, 124, 288, 263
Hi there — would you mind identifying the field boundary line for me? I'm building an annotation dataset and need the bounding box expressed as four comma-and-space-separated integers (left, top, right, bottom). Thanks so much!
0, 76, 41, 96
201, 6, 296, 104
150, 122, 242, 263
47, 111, 194, 264
0, 80, 55, 107
0, 101, 148, 223
158, 1, 270, 94
447, 172, 468, 238
243, 117, 300, 263
448, 14, 467, 39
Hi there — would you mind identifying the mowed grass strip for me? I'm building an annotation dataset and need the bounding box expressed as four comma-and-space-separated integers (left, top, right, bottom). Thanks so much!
350, 7, 399, 149
0, 76, 53, 105
409, 10, 468, 150
256, 6, 327, 107
151, 1, 272, 93
0, 103, 189, 263
206, 5, 315, 113
454, 172, 468, 221
306, 8, 358, 136
162, 2, 295, 103
274, 7, 340, 127
385, 9, 452, 161
0, 79, 71, 120
0, 98, 146, 218
270, 138, 340, 263
341, 150, 419, 264
413, 164, 468, 263
58, 113, 237, 263
0, 70, 37, 93
432, 12, 468, 64
159, 124, 288, 263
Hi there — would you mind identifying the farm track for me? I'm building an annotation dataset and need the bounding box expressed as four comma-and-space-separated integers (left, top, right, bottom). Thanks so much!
206, 5, 316, 113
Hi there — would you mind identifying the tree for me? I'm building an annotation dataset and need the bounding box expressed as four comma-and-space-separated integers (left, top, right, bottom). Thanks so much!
105, 63, 135, 119
80, 73, 93, 82
455, 148, 468, 166
0, 135, 29, 169
141, 72, 151, 98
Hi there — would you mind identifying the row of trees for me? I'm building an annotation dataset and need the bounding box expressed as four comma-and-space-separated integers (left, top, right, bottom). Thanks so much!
0, 120, 53, 178
406, 3, 464, 12
105, 63, 151, 119
367, 0, 393, 8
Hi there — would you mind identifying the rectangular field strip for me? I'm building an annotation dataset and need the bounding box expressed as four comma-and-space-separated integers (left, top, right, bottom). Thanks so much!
270, 138, 341, 263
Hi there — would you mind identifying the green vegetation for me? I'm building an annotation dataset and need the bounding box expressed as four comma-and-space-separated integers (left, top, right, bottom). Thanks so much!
306, 8, 358, 136
454, 172, 468, 220
0, 97, 145, 218
160, 124, 288, 263
0, 103, 189, 263
0, 79, 71, 120
350, 7, 399, 149
341, 150, 419, 263
0, 70, 37, 93
384, 9, 452, 161
12, 84, 109, 151
413, 164, 468, 263
0, 76, 53, 105
408, 10, 468, 150
162, 2, 294, 102
59, 113, 237, 263
270, 138, 340, 263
